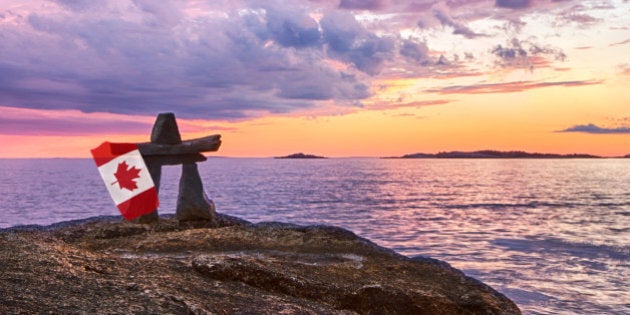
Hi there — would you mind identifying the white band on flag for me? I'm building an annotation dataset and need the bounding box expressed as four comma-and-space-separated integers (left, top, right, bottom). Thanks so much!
96, 149, 155, 206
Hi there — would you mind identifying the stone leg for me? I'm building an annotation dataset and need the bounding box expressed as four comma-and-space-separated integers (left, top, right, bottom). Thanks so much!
133, 161, 161, 224
176, 163, 217, 222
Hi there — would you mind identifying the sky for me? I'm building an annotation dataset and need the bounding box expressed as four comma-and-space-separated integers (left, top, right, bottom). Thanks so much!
0, 0, 628, 158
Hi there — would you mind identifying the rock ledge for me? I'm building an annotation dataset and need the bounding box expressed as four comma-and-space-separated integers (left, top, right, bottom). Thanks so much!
0, 214, 520, 314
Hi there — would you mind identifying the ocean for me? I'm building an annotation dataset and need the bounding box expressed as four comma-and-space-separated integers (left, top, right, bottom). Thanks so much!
1, 158, 628, 314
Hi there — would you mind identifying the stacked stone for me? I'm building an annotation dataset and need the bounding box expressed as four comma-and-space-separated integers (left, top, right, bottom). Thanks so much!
136, 113, 220, 224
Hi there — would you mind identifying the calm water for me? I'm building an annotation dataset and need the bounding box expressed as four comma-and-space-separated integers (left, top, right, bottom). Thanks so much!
1, 158, 628, 314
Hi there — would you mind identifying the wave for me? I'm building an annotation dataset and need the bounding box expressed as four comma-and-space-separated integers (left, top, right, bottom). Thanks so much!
437, 202, 574, 210
437, 201, 630, 210
492, 237, 630, 260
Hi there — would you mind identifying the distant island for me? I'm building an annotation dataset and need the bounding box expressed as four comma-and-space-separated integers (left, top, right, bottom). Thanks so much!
275, 153, 327, 159
392, 150, 604, 159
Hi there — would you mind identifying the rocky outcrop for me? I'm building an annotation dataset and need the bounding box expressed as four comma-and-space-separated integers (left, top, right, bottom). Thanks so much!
0, 214, 520, 314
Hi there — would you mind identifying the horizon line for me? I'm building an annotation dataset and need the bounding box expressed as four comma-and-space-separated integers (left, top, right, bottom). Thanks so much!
1, 152, 629, 159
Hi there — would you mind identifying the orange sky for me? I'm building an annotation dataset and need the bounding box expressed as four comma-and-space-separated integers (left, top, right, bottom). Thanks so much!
1, 76, 628, 158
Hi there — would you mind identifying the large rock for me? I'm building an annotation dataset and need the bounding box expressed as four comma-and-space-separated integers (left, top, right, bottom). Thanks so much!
150, 112, 182, 145
176, 163, 217, 222
0, 215, 520, 314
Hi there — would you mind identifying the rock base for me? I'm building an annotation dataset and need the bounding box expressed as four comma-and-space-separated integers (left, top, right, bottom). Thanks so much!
0, 215, 520, 314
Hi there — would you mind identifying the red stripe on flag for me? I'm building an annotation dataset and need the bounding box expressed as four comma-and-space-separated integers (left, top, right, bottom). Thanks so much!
91, 142, 139, 167
116, 187, 159, 220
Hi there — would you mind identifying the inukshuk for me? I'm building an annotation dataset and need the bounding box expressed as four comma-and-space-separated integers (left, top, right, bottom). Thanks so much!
134, 113, 221, 224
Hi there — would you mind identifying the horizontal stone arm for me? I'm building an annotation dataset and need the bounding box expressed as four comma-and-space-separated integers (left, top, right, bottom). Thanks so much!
137, 134, 221, 156
143, 153, 207, 166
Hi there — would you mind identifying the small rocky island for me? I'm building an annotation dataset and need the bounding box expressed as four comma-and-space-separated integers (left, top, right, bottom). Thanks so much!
275, 152, 327, 159
394, 150, 601, 159
0, 214, 520, 314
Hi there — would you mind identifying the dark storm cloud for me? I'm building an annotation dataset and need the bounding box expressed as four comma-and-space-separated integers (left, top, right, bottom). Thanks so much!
559, 124, 630, 134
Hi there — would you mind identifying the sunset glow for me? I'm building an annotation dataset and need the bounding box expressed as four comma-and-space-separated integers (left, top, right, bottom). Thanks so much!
1, 0, 628, 158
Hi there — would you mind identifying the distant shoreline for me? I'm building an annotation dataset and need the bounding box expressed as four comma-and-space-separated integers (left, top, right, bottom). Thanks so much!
385, 150, 630, 159
1, 151, 629, 160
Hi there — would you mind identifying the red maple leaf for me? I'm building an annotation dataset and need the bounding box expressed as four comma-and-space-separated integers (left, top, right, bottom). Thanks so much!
112, 161, 141, 191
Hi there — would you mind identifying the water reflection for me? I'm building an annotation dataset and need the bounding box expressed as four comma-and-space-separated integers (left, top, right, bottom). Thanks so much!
196, 158, 629, 314
0, 158, 628, 314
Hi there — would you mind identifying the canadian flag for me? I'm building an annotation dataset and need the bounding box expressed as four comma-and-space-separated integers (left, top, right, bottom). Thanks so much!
91, 142, 159, 220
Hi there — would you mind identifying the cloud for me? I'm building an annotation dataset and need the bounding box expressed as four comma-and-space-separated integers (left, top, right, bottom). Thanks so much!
399, 39, 429, 61
0, 0, 611, 122
492, 42, 527, 63
0, 0, 391, 120
559, 124, 630, 134
367, 99, 452, 110
53, 0, 99, 11
320, 11, 396, 75
558, 13, 601, 28
432, 7, 485, 39
495, 0, 531, 9
428, 80, 602, 94
0, 105, 236, 136
265, 8, 321, 48
339, 0, 386, 10
0, 106, 154, 135
491, 38, 566, 68
610, 38, 630, 47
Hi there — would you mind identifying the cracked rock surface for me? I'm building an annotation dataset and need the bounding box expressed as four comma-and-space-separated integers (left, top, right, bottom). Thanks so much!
1, 214, 520, 314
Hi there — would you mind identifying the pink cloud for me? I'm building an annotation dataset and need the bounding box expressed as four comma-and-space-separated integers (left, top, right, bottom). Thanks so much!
0, 106, 154, 136
609, 39, 630, 47
368, 99, 453, 110
0, 106, 231, 136
427, 80, 603, 95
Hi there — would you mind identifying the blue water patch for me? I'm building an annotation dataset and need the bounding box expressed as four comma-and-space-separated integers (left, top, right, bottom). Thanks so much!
492, 238, 630, 260
497, 287, 553, 305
